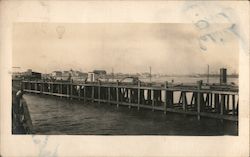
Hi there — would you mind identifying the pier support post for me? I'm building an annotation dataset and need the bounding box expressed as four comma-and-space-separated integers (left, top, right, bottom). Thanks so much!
190, 92, 197, 108
147, 89, 151, 105
116, 80, 119, 108
210, 93, 213, 109
137, 81, 141, 110
221, 94, 225, 121
67, 84, 69, 99
108, 87, 111, 105
125, 88, 129, 102
60, 83, 63, 98
166, 91, 174, 108
42, 82, 44, 94
205, 93, 209, 108
151, 90, 154, 111
70, 83, 73, 100
232, 95, 235, 115
164, 81, 168, 114
182, 91, 187, 111
98, 81, 101, 104
197, 80, 202, 120
129, 89, 131, 109
50, 82, 53, 95
236, 98, 239, 115
47, 83, 49, 93
47, 83, 50, 93
215, 94, 220, 113
226, 95, 229, 114
78, 85, 81, 100
35, 82, 37, 93
57, 83, 60, 94
91, 86, 95, 102
208, 93, 213, 110
84, 86, 86, 104
38, 83, 41, 93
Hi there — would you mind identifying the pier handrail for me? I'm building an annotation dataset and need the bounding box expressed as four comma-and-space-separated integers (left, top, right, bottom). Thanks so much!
21, 79, 239, 121
22, 80, 238, 93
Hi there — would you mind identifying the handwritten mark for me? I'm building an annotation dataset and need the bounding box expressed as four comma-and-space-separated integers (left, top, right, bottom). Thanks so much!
195, 20, 209, 30
32, 135, 59, 157
182, 2, 246, 53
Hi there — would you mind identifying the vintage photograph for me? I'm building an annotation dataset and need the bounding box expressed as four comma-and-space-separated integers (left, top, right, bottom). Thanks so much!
12, 23, 239, 135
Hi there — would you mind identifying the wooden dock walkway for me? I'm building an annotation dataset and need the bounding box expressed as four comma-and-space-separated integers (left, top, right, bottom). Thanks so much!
12, 90, 34, 134
21, 80, 238, 121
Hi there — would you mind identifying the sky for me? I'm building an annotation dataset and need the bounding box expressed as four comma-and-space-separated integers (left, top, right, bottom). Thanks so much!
13, 23, 239, 74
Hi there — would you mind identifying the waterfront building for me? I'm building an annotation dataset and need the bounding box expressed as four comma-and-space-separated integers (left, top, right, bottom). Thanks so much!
51, 71, 62, 80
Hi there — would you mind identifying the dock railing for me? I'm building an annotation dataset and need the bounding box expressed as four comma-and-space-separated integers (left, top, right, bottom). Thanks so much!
21, 80, 238, 121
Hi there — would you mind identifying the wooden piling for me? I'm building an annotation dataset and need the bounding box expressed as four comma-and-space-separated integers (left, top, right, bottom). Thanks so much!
137, 81, 141, 110
60, 83, 63, 98
220, 94, 226, 122
197, 80, 202, 120
215, 94, 220, 113
116, 80, 119, 108
57, 84, 60, 94
226, 94, 229, 113
206, 93, 210, 108
67, 84, 69, 99
108, 87, 111, 105
35, 82, 37, 93
209, 93, 213, 109
151, 90, 154, 111
182, 91, 187, 111
70, 84, 73, 99
129, 89, 132, 109
42, 83, 44, 93
78, 85, 81, 100
147, 89, 151, 105
51, 83, 54, 93
47, 83, 49, 92
125, 88, 129, 102
84, 86, 86, 103
232, 95, 235, 115
190, 92, 196, 108
221, 94, 225, 115
236, 98, 239, 115
167, 91, 174, 108
164, 81, 168, 114
91, 86, 95, 102
98, 81, 101, 104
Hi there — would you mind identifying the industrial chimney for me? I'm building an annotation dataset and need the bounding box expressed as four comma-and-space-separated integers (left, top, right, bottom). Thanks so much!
220, 68, 227, 84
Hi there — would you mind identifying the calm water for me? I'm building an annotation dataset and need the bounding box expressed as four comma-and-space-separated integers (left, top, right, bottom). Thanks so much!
24, 94, 238, 135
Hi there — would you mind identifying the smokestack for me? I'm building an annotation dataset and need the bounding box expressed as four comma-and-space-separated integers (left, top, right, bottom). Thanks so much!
220, 68, 227, 84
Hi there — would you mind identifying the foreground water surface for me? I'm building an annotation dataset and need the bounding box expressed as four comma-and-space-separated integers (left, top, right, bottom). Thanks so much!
24, 94, 237, 135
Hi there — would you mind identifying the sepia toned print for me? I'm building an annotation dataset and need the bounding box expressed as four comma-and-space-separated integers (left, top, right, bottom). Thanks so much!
12, 23, 239, 135
1, 1, 249, 157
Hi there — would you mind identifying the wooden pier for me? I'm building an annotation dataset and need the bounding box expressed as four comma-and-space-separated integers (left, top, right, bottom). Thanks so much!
12, 89, 33, 134
21, 80, 239, 121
